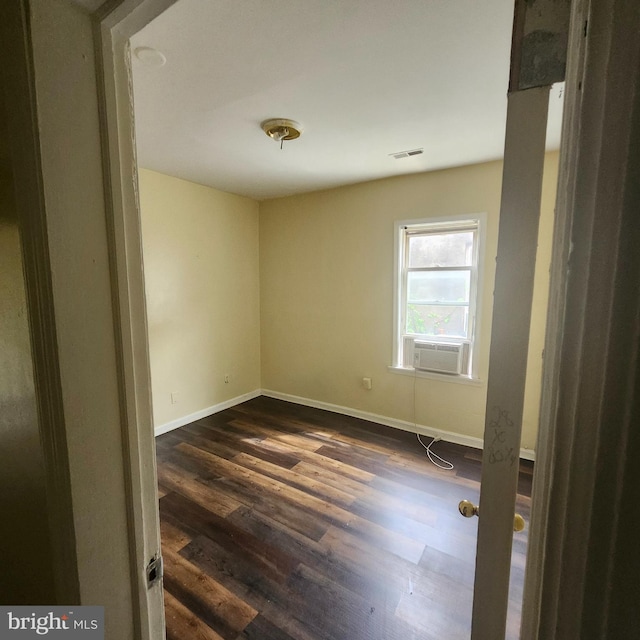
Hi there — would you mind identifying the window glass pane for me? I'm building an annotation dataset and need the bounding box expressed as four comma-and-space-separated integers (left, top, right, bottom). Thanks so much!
407, 270, 470, 304
406, 304, 469, 338
408, 231, 474, 267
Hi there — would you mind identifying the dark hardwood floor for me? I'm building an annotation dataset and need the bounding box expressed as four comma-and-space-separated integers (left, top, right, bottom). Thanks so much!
156, 396, 533, 640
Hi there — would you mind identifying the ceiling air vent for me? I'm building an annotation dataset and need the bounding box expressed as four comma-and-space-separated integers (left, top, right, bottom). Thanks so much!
389, 148, 424, 160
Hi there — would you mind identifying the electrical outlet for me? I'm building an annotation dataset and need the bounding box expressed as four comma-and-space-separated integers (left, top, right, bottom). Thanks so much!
362, 377, 372, 390
224, 374, 230, 384
170, 392, 179, 404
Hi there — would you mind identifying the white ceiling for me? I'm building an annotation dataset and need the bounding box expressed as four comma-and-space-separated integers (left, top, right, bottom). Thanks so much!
130, 0, 564, 201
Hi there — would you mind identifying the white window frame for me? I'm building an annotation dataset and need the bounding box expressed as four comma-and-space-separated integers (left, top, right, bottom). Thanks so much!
392, 213, 486, 381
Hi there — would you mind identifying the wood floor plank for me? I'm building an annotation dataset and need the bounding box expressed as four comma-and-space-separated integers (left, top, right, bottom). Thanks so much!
288, 459, 374, 499
182, 534, 325, 640
160, 490, 299, 583
234, 614, 299, 640
160, 428, 238, 462
182, 423, 301, 469
331, 429, 419, 458
164, 590, 225, 640
166, 447, 332, 542
194, 428, 375, 483
228, 418, 329, 452
214, 475, 331, 542
291, 459, 439, 528
320, 441, 480, 498
226, 506, 406, 609
228, 402, 339, 439
418, 545, 475, 588
313, 441, 391, 472
395, 585, 472, 640
157, 396, 533, 640
176, 442, 426, 563
264, 438, 375, 482
368, 471, 480, 509
157, 461, 242, 518
163, 546, 258, 638
230, 451, 356, 508
318, 524, 419, 604
161, 519, 193, 553
285, 562, 420, 640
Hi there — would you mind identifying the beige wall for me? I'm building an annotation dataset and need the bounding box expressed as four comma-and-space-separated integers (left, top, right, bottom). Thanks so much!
260, 154, 558, 449
140, 154, 557, 450
139, 169, 261, 428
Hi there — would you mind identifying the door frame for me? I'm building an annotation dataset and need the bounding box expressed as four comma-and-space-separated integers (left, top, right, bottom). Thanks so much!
88, 0, 639, 637
94, 0, 559, 634
522, 0, 640, 636
92, 1, 180, 637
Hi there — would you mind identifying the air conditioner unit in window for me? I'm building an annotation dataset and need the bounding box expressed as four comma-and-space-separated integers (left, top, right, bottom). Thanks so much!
412, 339, 470, 375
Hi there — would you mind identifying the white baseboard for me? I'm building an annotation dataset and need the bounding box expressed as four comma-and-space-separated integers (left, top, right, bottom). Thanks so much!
261, 389, 536, 461
154, 387, 536, 461
154, 389, 262, 437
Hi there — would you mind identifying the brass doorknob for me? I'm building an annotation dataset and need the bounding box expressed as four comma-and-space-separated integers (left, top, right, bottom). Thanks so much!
513, 513, 526, 532
459, 499, 479, 518
458, 499, 526, 532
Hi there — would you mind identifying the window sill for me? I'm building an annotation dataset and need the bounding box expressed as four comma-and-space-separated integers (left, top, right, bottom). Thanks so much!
387, 365, 483, 386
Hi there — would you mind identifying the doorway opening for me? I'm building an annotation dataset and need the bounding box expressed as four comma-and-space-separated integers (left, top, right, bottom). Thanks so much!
102, 0, 564, 636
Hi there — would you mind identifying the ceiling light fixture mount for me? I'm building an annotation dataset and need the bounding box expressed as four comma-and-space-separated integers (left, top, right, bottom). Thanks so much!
261, 118, 303, 149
